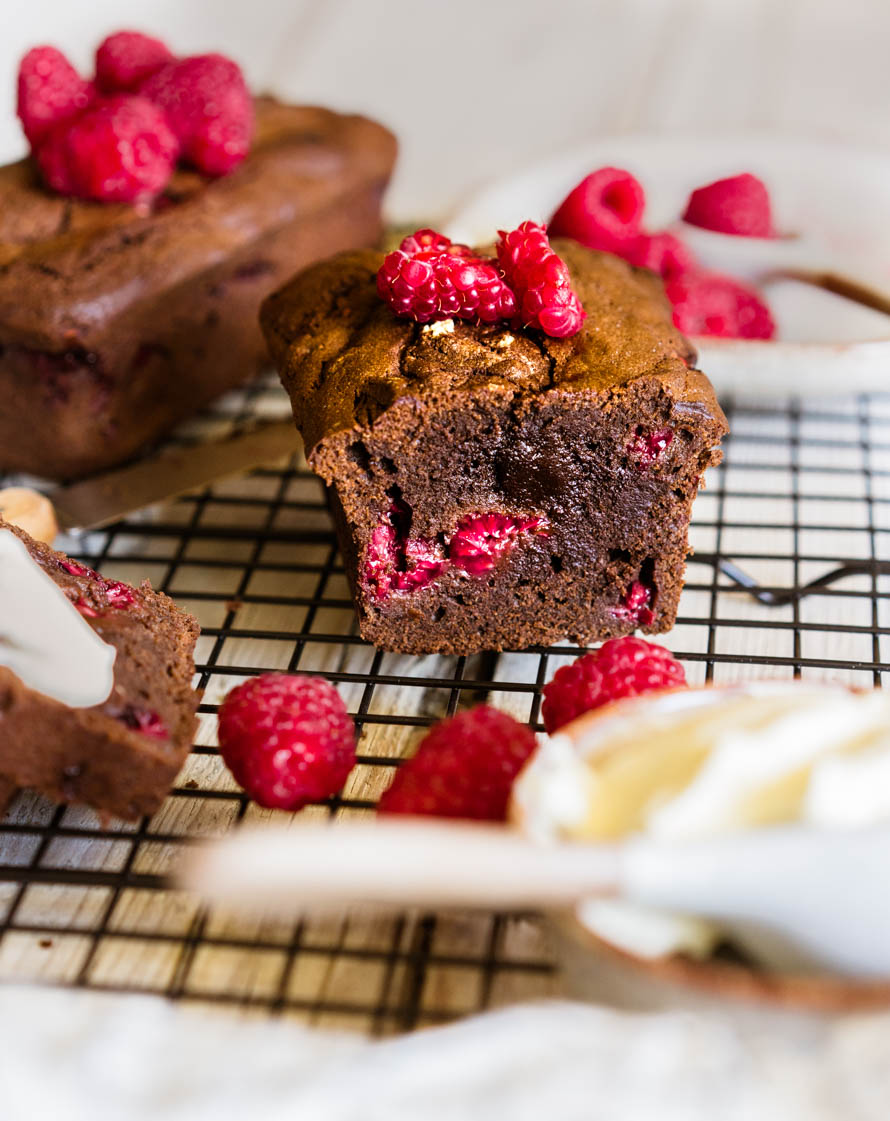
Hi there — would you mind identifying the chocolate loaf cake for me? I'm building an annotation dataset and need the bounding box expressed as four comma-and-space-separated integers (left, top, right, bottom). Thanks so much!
0, 98, 396, 480
0, 519, 199, 819
261, 241, 727, 655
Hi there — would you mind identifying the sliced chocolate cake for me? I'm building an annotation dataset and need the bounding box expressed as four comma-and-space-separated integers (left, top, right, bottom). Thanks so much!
0, 519, 199, 819
261, 240, 727, 655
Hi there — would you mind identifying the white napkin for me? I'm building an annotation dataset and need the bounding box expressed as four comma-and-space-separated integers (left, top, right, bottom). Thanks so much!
0, 985, 886, 1121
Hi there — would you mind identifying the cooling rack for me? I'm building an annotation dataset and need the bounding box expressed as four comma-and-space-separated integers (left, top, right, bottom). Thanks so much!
1, 374, 889, 1035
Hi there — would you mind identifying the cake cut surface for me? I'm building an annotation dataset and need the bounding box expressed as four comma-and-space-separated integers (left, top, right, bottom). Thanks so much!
0, 519, 199, 819
261, 241, 727, 655
0, 98, 396, 480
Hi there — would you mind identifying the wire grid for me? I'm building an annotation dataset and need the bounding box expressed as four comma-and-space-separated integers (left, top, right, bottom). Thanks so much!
1, 375, 890, 1035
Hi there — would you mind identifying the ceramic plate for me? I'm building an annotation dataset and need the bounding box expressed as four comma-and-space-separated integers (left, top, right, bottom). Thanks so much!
444, 135, 890, 395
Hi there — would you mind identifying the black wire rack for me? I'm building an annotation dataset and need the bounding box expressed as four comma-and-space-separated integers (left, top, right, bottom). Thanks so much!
1, 375, 889, 1035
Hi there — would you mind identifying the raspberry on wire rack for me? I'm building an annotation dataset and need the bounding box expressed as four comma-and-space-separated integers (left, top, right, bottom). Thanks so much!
541, 637, 687, 734
217, 674, 357, 812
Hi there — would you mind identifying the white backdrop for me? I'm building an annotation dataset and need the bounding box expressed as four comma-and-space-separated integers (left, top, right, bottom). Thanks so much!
1, 0, 889, 220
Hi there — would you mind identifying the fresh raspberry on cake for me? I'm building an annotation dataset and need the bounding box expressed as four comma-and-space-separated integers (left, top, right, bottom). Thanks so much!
378, 705, 538, 821
682, 173, 774, 238
665, 269, 776, 339
37, 94, 178, 203
541, 636, 687, 733
95, 31, 175, 93
497, 221, 586, 337
17, 46, 94, 148
140, 53, 253, 175
217, 674, 356, 811
377, 230, 515, 325
548, 167, 646, 252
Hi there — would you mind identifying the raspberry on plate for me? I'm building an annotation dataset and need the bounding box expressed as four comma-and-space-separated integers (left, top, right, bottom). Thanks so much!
140, 53, 253, 176
541, 636, 687, 734
548, 167, 646, 253
625, 231, 695, 279
217, 674, 356, 811
665, 269, 776, 339
17, 46, 94, 148
37, 94, 178, 203
496, 220, 586, 337
682, 172, 774, 238
378, 705, 538, 821
96, 31, 175, 93
377, 229, 515, 325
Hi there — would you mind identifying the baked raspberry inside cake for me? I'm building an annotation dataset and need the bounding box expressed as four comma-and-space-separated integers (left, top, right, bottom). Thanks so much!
261, 241, 727, 655
0, 518, 199, 819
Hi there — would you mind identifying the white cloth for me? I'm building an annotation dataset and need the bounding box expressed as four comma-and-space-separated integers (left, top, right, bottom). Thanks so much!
0, 985, 887, 1121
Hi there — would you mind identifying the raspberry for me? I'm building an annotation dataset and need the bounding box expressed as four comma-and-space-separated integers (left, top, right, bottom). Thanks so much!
58, 558, 99, 580
96, 31, 175, 93
140, 54, 253, 175
70, 596, 99, 619
449, 512, 549, 576
665, 270, 776, 339
626, 426, 674, 468
613, 580, 656, 626
398, 228, 463, 257
363, 502, 446, 600
625, 231, 695, 279
496, 221, 586, 338
378, 705, 538, 821
217, 674, 356, 811
377, 230, 515, 325
102, 579, 138, 609
541, 636, 686, 733
58, 556, 140, 617
548, 168, 646, 252
37, 94, 178, 203
112, 705, 168, 739
683, 173, 774, 238
17, 46, 94, 148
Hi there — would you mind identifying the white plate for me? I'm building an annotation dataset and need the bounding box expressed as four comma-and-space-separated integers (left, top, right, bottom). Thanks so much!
444, 134, 890, 395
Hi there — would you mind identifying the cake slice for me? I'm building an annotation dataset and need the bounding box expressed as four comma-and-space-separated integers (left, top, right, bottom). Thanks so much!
0, 519, 199, 819
261, 240, 727, 655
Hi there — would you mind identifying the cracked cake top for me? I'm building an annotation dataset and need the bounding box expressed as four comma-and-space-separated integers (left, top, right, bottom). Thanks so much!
261, 239, 724, 465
